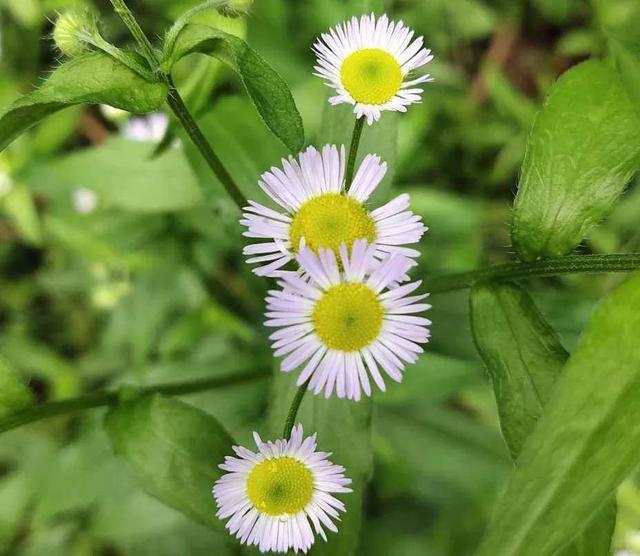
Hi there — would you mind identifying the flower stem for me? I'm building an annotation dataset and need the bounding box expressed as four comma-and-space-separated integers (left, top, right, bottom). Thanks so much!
108, 0, 159, 70
108, 0, 247, 211
0, 369, 267, 435
427, 253, 640, 294
166, 78, 247, 210
283, 380, 310, 439
345, 117, 365, 187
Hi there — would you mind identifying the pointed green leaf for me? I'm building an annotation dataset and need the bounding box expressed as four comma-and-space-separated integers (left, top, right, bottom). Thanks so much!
0, 356, 32, 418
104, 394, 233, 528
163, 24, 304, 153
470, 282, 616, 555
0, 52, 168, 152
475, 272, 640, 556
512, 60, 640, 261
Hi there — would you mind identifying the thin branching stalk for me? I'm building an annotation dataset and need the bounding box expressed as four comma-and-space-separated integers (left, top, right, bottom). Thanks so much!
427, 253, 640, 293
345, 117, 365, 187
0, 370, 267, 435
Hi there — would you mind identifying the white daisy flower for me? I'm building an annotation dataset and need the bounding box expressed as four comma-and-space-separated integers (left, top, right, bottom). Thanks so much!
213, 424, 352, 554
313, 13, 434, 124
265, 239, 431, 400
241, 144, 427, 278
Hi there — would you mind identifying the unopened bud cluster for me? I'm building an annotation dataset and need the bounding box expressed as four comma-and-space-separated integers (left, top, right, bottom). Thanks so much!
52, 9, 98, 57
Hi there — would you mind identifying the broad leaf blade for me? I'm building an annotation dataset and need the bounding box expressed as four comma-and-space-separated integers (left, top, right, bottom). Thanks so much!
0, 52, 168, 152
475, 272, 640, 556
104, 394, 233, 528
165, 24, 304, 153
470, 282, 568, 458
0, 356, 32, 418
470, 282, 616, 555
512, 60, 640, 261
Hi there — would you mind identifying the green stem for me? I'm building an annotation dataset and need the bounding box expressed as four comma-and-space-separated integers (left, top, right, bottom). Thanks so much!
427, 253, 640, 294
108, 0, 160, 70
164, 0, 228, 58
345, 117, 365, 187
283, 380, 310, 439
0, 370, 267, 435
108, 0, 247, 211
166, 79, 247, 210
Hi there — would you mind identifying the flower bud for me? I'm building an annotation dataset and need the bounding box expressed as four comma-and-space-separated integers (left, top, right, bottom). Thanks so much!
219, 0, 253, 17
52, 9, 97, 57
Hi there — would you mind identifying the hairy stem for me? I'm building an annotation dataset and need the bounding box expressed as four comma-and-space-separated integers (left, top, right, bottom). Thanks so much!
427, 253, 640, 294
0, 370, 267, 435
283, 380, 310, 439
108, 0, 159, 69
345, 117, 365, 187
166, 79, 247, 210
108, 0, 247, 210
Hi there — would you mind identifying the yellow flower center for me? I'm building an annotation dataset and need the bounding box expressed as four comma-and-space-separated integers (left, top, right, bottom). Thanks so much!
340, 48, 403, 105
313, 283, 383, 351
289, 193, 376, 254
246, 457, 314, 516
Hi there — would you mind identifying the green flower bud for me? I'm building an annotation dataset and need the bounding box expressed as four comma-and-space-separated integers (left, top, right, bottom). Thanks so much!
52, 9, 97, 57
220, 0, 253, 17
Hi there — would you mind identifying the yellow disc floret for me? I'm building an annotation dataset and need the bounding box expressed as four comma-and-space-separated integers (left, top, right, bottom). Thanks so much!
290, 193, 376, 254
247, 457, 314, 516
313, 283, 383, 351
340, 48, 403, 105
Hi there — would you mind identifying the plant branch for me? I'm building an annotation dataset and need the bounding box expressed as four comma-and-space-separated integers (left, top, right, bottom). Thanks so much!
108, 0, 159, 70
283, 380, 310, 439
108, 0, 247, 211
345, 117, 365, 187
166, 78, 247, 210
427, 253, 640, 294
0, 369, 267, 435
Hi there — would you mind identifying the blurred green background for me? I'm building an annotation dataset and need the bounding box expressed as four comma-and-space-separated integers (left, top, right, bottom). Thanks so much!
1, 0, 640, 554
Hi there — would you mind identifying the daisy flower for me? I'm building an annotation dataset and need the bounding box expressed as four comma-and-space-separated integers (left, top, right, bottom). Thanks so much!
313, 13, 434, 124
241, 144, 426, 277
213, 424, 352, 554
265, 240, 431, 400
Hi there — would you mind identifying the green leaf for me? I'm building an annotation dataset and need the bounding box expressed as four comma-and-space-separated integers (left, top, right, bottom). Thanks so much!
268, 371, 373, 556
0, 356, 32, 418
470, 282, 616, 555
164, 24, 304, 153
475, 272, 640, 556
610, 37, 640, 115
1, 182, 42, 245
469, 282, 569, 458
33, 138, 203, 213
512, 60, 640, 261
104, 394, 234, 528
0, 52, 168, 152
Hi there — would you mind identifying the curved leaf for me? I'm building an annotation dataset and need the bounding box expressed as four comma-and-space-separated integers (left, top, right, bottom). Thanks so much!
104, 394, 233, 528
512, 60, 640, 261
475, 272, 640, 556
0, 52, 168, 152
470, 282, 616, 555
164, 24, 304, 153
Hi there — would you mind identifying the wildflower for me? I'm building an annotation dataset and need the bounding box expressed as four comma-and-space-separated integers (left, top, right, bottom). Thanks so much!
213, 424, 351, 553
123, 113, 170, 143
265, 240, 431, 400
241, 145, 426, 277
314, 13, 434, 124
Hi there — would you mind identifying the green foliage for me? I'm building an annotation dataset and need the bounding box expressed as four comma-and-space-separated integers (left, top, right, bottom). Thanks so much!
0, 52, 168, 151
610, 37, 640, 115
476, 272, 640, 556
512, 60, 640, 261
164, 24, 305, 152
470, 282, 616, 555
0, 356, 33, 417
104, 394, 234, 528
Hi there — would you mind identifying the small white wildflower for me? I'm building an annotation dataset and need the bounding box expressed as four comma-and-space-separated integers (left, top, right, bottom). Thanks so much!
123, 113, 169, 143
